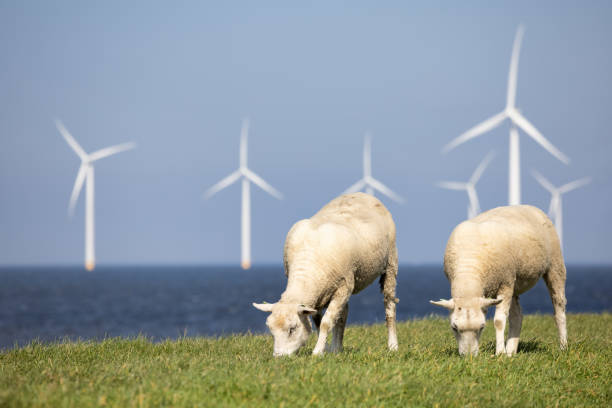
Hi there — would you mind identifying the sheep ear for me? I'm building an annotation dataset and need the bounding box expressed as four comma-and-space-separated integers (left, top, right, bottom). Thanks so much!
430, 299, 455, 310
253, 302, 275, 312
480, 297, 503, 308
297, 305, 317, 315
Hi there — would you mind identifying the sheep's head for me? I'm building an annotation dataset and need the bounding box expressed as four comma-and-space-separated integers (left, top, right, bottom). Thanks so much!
430, 297, 502, 356
253, 302, 317, 357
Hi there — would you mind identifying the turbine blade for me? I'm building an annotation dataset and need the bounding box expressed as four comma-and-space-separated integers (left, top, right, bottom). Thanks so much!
510, 110, 570, 164
437, 181, 468, 191
442, 111, 507, 153
243, 169, 283, 199
343, 179, 367, 195
368, 178, 404, 203
89, 142, 136, 162
559, 177, 591, 194
203, 170, 242, 199
531, 170, 557, 194
507, 25, 525, 109
56, 119, 88, 160
68, 164, 87, 215
240, 118, 249, 168
363, 133, 372, 178
470, 150, 496, 185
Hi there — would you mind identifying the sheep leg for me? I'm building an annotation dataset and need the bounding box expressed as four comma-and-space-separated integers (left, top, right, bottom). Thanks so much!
312, 286, 351, 356
506, 296, 523, 356
381, 252, 399, 351
543, 262, 568, 350
494, 287, 513, 355
329, 303, 349, 353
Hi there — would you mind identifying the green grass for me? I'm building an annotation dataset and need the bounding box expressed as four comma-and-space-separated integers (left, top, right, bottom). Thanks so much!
1, 314, 610, 407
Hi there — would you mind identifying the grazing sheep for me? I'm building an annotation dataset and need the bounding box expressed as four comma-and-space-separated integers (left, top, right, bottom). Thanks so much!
254, 193, 399, 356
431, 205, 567, 356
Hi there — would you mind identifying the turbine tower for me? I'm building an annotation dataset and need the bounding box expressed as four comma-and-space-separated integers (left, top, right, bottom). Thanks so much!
204, 118, 283, 270
442, 25, 569, 205
532, 171, 590, 248
437, 151, 495, 219
343, 133, 403, 203
57, 120, 136, 271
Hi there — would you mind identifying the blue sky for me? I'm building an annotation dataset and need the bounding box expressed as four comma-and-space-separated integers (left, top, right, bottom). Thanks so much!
1, 1, 610, 265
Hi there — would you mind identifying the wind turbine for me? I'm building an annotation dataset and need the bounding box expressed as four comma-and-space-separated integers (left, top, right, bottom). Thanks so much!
343, 133, 403, 203
437, 151, 495, 219
57, 120, 136, 271
532, 171, 590, 248
204, 118, 283, 270
442, 25, 569, 206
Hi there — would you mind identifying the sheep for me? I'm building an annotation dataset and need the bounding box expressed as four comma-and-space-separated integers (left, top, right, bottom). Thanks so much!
430, 205, 567, 356
253, 192, 399, 356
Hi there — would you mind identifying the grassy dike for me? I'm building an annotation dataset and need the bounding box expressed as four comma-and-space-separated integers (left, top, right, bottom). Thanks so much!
1, 314, 610, 407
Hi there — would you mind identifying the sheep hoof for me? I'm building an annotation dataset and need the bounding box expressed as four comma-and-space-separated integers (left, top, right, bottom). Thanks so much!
312, 347, 325, 356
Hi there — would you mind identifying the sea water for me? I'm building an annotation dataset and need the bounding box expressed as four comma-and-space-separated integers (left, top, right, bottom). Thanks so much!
0, 265, 609, 349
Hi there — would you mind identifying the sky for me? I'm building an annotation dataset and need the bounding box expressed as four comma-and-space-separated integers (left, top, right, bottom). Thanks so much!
1, 1, 611, 266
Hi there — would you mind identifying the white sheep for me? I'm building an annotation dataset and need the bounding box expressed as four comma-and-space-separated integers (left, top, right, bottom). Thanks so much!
254, 193, 399, 356
431, 205, 567, 356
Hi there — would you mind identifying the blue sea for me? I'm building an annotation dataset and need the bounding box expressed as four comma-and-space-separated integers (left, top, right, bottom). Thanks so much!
0, 265, 610, 350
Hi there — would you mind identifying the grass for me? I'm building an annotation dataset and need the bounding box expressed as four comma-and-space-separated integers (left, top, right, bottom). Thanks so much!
1, 314, 610, 407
